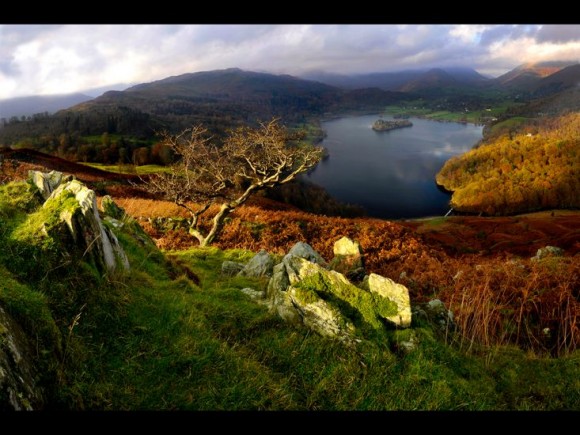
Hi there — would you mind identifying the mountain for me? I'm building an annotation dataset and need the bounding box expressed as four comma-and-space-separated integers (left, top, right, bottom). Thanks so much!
301, 69, 425, 90
302, 67, 489, 92
494, 61, 577, 90
0, 93, 93, 119
0, 68, 408, 145
443, 67, 489, 85
531, 63, 580, 96
397, 68, 458, 92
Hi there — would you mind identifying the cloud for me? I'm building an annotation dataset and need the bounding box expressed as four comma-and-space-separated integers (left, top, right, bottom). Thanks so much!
0, 24, 579, 99
536, 25, 580, 43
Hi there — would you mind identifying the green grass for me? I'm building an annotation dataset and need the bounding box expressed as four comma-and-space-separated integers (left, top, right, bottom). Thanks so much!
489, 116, 530, 136
62, 244, 580, 410
79, 162, 172, 175
1, 179, 580, 410
384, 102, 524, 124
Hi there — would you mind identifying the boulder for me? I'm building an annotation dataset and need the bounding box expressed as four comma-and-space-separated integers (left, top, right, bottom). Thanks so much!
363, 273, 411, 328
333, 236, 361, 257
238, 249, 274, 278
266, 244, 412, 341
0, 306, 44, 410
288, 286, 355, 343
221, 261, 245, 277
330, 237, 365, 282
532, 246, 564, 261
267, 262, 301, 323
287, 242, 327, 266
29, 170, 72, 200
284, 255, 400, 330
36, 174, 130, 274
240, 288, 266, 300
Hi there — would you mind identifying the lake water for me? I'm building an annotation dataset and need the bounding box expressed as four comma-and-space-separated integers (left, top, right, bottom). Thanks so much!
305, 114, 483, 219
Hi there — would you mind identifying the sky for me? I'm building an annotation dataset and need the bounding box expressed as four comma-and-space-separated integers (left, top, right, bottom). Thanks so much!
1, 24, 579, 99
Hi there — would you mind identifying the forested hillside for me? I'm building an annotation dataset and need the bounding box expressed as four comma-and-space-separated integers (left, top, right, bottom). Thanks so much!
0, 69, 408, 158
437, 112, 580, 215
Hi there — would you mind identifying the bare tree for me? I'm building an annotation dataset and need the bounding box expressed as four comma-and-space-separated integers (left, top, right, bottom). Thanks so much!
142, 119, 323, 246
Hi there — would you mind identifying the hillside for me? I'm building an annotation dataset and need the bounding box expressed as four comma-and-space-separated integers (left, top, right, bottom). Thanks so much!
302, 67, 488, 91
494, 61, 577, 90
531, 64, 580, 96
1, 168, 579, 410
0, 69, 408, 148
437, 112, 580, 215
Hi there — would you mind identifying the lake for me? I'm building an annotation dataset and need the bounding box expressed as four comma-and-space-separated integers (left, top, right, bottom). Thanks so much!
305, 114, 483, 219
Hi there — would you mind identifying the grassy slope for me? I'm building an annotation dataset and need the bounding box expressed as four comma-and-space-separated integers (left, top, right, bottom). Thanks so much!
63, 244, 580, 410
1, 180, 580, 410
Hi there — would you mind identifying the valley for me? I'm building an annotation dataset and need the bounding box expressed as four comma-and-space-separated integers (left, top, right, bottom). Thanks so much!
1, 34, 579, 411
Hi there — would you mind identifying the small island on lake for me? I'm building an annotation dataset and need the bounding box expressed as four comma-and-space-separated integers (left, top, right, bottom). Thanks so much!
372, 119, 413, 131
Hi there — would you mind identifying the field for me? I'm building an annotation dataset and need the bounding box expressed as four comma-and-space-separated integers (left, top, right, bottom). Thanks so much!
384, 101, 523, 124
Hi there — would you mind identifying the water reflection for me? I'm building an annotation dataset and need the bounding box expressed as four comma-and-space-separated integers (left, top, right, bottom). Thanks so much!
305, 114, 483, 219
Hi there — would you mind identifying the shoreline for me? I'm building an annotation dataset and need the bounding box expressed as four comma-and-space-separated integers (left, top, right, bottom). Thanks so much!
319, 111, 484, 127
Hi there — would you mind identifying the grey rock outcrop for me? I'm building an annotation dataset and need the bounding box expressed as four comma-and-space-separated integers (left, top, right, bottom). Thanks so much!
287, 242, 327, 266
0, 306, 44, 410
532, 246, 564, 261
29, 170, 72, 200
267, 263, 301, 323
238, 249, 274, 278
266, 241, 412, 342
330, 236, 365, 282
29, 171, 130, 274
221, 261, 245, 277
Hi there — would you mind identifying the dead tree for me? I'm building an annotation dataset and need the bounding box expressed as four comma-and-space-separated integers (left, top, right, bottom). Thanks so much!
142, 119, 323, 246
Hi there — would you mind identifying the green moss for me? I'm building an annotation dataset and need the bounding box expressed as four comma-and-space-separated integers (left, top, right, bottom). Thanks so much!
296, 270, 397, 331
293, 286, 321, 305
0, 266, 62, 379
0, 181, 42, 214
12, 188, 78, 246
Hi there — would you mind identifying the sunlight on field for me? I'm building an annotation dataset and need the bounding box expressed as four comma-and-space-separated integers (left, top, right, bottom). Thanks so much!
80, 162, 171, 175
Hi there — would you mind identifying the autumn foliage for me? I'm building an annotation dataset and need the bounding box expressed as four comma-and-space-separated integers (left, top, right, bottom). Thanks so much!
437, 113, 580, 215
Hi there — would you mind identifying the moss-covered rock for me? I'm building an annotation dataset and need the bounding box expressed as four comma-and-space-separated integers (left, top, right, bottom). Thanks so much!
0, 305, 45, 410
362, 273, 411, 328
329, 236, 365, 282
101, 195, 126, 220
286, 256, 398, 331
289, 285, 356, 343
23, 173, 130, 275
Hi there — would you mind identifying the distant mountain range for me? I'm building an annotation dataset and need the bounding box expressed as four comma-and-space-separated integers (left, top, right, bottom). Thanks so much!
0, 62, 578, 145
0, 93, 93, 119
302, 66, 488, 92
303, 62, 579, 96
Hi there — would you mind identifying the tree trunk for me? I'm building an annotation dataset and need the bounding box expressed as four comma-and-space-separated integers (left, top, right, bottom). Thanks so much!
201, 203, 232, 247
